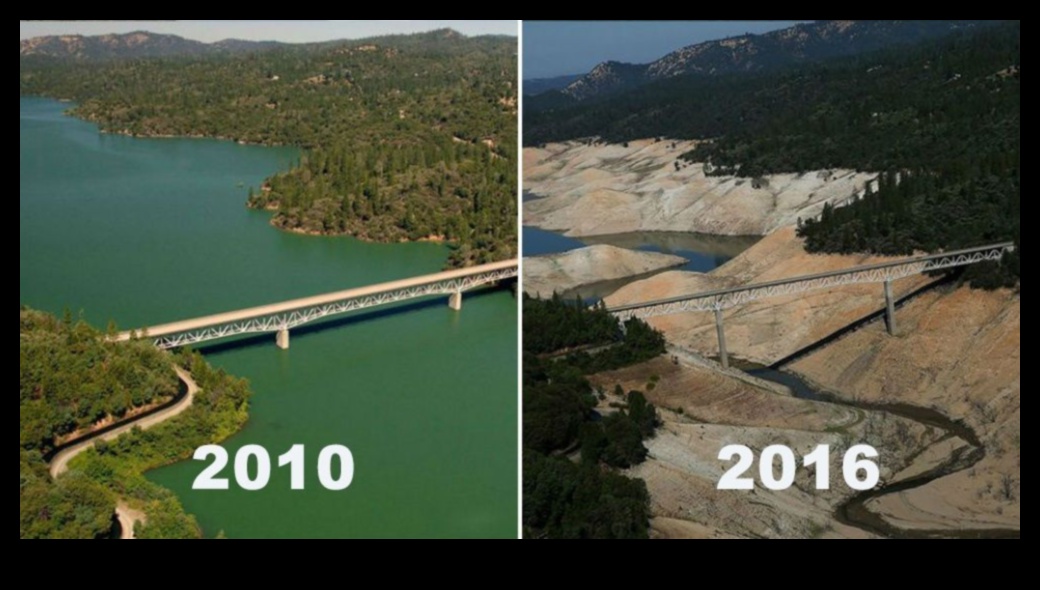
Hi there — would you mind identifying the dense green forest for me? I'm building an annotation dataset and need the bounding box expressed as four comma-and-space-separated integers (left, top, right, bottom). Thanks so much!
523, 295, 665, 538
526, 23, 1019, 286
19, 308, 252, 539
799, 169, 1020, 288
20, 309, 178, 454
20, 30, 517, 267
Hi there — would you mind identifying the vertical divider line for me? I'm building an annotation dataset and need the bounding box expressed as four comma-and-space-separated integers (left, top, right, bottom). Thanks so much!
515, 18, 525, 541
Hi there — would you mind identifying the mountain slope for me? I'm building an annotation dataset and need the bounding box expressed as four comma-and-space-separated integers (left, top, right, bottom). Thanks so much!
19, 31, 281, 60
21, 30, 517, 267
523, 74, 582, 96
526, 22, 1020, 287
559, 20, 991, 101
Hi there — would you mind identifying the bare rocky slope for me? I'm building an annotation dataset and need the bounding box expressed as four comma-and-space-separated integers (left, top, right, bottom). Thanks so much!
589, 355, 936, 538
558, 21, 988, 101
524, 140, 875, 237
600, 227, 1020, 535
523, 244, 686, 299
794, 287, 1020, 531
604, 227, 933, 364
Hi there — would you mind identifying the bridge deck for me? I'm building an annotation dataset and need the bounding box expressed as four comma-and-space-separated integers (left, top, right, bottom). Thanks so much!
117, 259, 517, 341
607, 243, 1013, 314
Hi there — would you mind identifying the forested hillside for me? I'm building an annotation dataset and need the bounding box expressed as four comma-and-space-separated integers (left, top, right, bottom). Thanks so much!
557, 20, 987, 101
523, 295, 666, 539
19, 31, 281, 60
20, 308, 253, 538
20, 29, 517, 267
20, 309, 178, 455
526, 22, 1019, 287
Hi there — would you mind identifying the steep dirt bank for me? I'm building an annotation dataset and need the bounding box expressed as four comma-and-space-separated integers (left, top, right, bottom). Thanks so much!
523, 244, 687, 298
524, 140, 875, 237
602, 228, 1020, 534
588, 356, 938, 538
604, 227, 934, 364
793, 287, 1020, 530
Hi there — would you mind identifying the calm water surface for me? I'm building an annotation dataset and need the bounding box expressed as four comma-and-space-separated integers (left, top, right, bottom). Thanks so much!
20, 97, 517, 538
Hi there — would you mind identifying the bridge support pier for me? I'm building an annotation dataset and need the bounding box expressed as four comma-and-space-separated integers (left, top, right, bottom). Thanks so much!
276, 328, 290, 350
884, 280, 897, 336
448, 290, 462, 311
714, 308, 729, 369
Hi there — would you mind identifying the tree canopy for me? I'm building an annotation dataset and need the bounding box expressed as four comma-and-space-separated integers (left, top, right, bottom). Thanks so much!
19, 309, 253, 539
522, 295, 665, 538
21, 30, 518, 268
525, 23, 1020, 287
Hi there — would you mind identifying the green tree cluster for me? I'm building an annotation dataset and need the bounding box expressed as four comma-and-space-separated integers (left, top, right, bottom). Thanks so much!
523, 295, 666, 538
19, 309, 178, 454
19, 308, 253, 538
525, 23, 1020, 287
20, 30, 518, 268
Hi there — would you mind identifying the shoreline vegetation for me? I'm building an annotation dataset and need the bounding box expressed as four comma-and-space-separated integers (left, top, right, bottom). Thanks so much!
21, 29, 518, 269
20, 308, 252, 539
19, 28, 519, 539
524, 22, 1019, 288
523, 295, 667, 538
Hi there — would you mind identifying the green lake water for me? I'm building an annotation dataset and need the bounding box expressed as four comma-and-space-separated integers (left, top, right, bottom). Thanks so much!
20, 96, 518, 538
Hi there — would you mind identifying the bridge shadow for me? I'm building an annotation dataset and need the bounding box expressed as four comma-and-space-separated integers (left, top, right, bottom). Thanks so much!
768, 271, 959, 369
195, 284, 513, 355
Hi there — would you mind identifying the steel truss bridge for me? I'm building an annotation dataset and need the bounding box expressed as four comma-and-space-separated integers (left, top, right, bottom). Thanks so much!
607, 243, 1014, 368
116, 259, 517, 350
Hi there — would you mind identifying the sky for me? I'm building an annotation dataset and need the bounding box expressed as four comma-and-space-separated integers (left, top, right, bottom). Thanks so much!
19, 20, 517, 43
524, 21, 808, 79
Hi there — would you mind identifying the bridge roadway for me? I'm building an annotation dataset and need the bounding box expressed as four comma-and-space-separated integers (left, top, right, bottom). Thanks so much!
117, 259, 517, 350
607, 242, 1014, 368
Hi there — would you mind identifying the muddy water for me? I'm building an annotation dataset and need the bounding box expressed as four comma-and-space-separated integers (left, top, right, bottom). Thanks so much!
741, 361, 1018, 538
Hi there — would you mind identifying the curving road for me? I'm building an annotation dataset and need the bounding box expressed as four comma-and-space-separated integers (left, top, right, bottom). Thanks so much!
49, 366, 198, 478
115, 501, 147, 540
47, 366, 198, 539
45, 367, 198, 542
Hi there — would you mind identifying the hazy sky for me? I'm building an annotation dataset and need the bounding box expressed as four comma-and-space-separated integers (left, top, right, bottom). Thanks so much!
524, 21, 808, 79
19, 20, 517, 43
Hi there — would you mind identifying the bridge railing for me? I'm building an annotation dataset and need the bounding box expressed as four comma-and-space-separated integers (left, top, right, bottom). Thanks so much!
609, 242, 1013, 321
118, 260, 517, 349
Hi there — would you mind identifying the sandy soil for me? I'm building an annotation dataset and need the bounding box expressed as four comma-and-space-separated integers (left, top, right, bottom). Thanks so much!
524, 244, 687, 298
794, 287, 1021, 530
604, 227, 934, 364
116, 501, 147, 540
597, 229, 1019, 535
524, 140, 876, 237
589, 356, 937, 538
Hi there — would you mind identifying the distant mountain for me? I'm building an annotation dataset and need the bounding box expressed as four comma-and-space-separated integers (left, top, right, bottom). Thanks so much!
523, 74, 582, 96
562, 20, 992, 101
19, 31, 282, 60
21, 28, 518, 268
211, 38, 284, 53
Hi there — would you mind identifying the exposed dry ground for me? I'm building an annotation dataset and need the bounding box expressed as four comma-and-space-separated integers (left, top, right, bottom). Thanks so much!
523, 244, 686, 298
528, 139, 1019, 537
794, 287, 1021, 531
116, 501, 147, 540
524, 140, 875, 237
589, 356, 939, 538
604, 227, 934, 365
597, 230, 1020, 536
